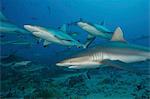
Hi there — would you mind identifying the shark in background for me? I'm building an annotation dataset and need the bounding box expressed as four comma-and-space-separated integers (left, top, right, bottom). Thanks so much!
0, 40, 33, 47
24, 25, 91, 48
56, 27, 150, 74
74, 19, 126, 46
0, 11, 29, 35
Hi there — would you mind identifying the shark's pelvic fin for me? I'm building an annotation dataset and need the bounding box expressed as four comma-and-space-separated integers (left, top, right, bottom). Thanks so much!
43, 40, 51, 47
60, 24, 67, 32
68, 66, 80, 69
111, 27, 126, 42
37, 38, 42, 44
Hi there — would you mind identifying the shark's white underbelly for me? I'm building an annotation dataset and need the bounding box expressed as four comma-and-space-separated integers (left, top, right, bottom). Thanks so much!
83, 26, 102, 35
42, 33, 61, 44
82, 26, 111, 39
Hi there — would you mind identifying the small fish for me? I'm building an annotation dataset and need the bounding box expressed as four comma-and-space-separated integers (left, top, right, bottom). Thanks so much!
0, 40, 33, 47
12, 61, 31, 67
0, 34, 5, 38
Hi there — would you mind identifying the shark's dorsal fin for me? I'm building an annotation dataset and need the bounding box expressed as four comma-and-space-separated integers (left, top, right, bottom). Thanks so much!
111, 27, 126, 42
0, 11, 7, 21
59, 24, 67, 32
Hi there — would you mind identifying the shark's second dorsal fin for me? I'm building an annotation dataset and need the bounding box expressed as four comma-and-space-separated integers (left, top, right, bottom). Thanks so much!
59, 24, 67, 32
111, 27, 126, 42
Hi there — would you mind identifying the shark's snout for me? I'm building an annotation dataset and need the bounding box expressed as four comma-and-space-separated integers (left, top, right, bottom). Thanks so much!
56, 58, 77, 67
77, 22, 87, 28
24, 25, 39, 32
24, 25, 32, 30
56, 60, 70, 67
56, 62, 64, 66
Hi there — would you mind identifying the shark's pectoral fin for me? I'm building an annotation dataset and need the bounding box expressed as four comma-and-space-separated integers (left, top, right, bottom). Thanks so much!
43, 40, 51, 47
37, 38, 42, 44
111, 27, 126, 42
32, 36, 42, 44
84, 34, 96, 48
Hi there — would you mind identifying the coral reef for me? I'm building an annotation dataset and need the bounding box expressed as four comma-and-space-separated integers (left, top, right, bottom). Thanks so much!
0, 58, 150, 98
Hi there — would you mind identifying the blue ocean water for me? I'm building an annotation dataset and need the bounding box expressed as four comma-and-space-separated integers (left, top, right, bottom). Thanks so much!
0, 0, 150, 98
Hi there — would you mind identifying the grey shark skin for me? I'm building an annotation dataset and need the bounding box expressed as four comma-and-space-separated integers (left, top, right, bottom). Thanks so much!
56, 42, 150, 69
0, 12, 29, 34
24, 25, 86, 48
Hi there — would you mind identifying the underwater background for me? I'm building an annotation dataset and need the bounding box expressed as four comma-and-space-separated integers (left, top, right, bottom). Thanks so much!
0, 0, 150, 98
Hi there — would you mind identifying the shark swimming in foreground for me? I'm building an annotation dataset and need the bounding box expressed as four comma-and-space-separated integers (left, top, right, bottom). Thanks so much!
24, 25, 89, 48
76, 19, 126, 46
0, 11, 29, 35
56, 27, 150, 73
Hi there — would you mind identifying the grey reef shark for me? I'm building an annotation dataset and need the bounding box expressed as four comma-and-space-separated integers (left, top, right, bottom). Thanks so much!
24, 24, 92, 48
56, 27, 150, 74
0, 11, 29, 35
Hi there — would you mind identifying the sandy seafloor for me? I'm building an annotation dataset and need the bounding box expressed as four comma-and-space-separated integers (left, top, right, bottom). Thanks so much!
0, 54, 150, 99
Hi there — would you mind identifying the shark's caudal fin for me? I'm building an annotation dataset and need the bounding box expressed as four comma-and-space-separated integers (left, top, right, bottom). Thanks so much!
111, 27, 126, 42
